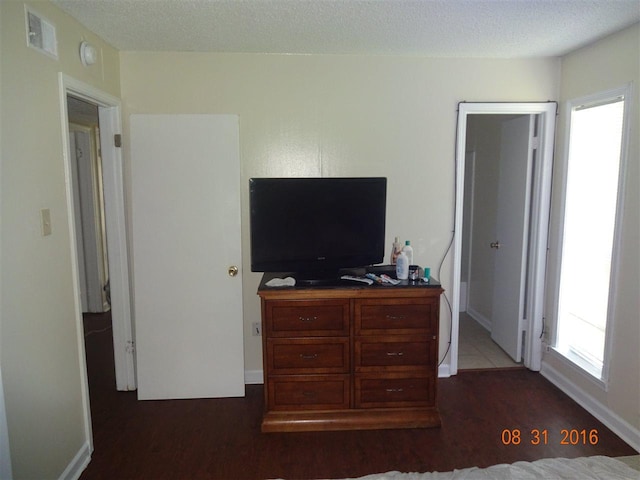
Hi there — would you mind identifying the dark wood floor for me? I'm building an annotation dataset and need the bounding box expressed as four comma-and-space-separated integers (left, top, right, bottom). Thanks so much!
81, 312, 636, 480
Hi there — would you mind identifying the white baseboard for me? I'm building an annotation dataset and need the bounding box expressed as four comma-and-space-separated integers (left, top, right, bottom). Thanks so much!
438, 363, 452, 378
541, 361, 640, 453
244, 369, 264, 385
59, 441, 91, 480
466, 306, 491, 332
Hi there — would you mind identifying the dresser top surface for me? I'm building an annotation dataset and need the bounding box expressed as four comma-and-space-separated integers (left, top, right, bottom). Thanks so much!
258, 270, 443, 296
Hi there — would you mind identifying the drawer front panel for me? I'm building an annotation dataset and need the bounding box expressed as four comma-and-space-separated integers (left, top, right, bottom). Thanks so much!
355, 374, 434, 408
267, 300, 350, 337
268, 338, 349, 374
269, 375, 350, 410
355, 298, 437, 335
355, 336, 434, 371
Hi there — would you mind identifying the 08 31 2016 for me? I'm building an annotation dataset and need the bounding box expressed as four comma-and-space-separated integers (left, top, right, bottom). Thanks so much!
501, 428, 599, 446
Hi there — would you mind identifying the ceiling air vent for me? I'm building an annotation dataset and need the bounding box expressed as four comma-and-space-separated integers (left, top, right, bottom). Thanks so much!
25, 7, 58, 59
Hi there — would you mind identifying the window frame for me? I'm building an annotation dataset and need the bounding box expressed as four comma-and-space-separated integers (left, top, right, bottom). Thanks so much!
550, 84, 632, 389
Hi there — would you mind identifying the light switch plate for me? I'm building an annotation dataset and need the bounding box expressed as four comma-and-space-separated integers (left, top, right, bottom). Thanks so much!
40, 209, 52, 236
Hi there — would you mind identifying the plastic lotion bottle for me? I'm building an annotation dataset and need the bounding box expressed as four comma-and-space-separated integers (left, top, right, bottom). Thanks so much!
402, 240, 414, 265
396, 250, 409, 280
390, 236, 402, 264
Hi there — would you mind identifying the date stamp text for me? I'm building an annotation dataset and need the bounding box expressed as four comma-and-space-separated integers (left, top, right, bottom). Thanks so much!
501, 429, 599, 446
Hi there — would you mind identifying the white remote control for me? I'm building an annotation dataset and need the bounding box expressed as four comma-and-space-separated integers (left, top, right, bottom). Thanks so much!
340, 275, 374, 285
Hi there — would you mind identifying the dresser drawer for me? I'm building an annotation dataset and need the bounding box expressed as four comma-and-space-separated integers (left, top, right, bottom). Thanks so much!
265, 299, 350, 337
267, 338, 349, 374
355, 373, 434, 408
268, 375, 350, 411
355, 298, 437, 335
355, 335, 434, 372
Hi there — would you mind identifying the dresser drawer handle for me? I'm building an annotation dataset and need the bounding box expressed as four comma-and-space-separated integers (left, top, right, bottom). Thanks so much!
386, 351, 404, 356
386, 388, 404, 393
385, 315, 405, 320
299, 316, 318, 322
302, 391, 316, 398
299, 353, 319, 360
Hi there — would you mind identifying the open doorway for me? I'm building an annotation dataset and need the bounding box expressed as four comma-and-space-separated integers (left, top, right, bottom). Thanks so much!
58, 74, 136, 404
67, 96, 119, 409
450, 102, 557, 376
58, 75, 136, 464
459, 114, 534, 370
67, 96, 110, 315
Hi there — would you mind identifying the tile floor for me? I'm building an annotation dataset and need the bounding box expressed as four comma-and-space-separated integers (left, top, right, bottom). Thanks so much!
458, 312, 523, 370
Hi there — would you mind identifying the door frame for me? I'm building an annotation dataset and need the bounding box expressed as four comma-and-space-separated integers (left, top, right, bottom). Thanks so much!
449, 102, 557, 375
460, 149, 477, 315
58, 74, 136, 395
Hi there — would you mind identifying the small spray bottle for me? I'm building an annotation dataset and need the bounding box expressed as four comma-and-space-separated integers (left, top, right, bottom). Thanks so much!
390, 236, 402, 264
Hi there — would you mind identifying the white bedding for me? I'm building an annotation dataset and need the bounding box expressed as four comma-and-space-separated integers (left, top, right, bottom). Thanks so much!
344, 456, 639, 480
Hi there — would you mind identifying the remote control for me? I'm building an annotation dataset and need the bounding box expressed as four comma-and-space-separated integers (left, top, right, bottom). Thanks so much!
340, 275, 374, 285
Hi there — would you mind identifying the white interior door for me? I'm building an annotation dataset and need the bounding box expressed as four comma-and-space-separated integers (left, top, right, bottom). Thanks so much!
131, 114, 244, 400
69, 131, 88, 312
69, 126, 106, 313
490, 115, 535, 361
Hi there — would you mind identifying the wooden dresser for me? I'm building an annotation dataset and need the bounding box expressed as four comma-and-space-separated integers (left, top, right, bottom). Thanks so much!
258, 273, 443, 432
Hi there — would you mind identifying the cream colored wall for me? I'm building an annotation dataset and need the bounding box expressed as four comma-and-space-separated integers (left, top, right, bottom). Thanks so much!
1, 0, 635, 474
120, 53, 560, 375
544, 24, 640, 431
0, 1, 120, 478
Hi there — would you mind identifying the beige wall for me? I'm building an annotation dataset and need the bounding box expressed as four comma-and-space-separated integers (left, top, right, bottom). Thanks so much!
544, 24, 640, 432
5, 2, 634, 476
0, 1, 120, 477
120, 53, 560, 375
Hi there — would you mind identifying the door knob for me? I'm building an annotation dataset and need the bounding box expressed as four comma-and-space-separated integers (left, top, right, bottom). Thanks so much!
490, 241, 502, 249
228, 266, 239, 277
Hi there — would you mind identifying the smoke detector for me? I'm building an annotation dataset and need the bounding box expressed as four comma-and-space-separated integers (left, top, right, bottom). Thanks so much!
80, 41, 98, 66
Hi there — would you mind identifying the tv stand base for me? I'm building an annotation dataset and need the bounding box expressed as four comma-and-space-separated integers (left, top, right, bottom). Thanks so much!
262, 407, 441, 433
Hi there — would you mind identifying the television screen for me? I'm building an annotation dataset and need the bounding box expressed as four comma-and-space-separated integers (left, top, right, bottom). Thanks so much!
249, 177, 387, 283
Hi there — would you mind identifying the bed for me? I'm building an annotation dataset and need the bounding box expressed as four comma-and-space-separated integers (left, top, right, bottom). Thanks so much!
341, 456, 640, 480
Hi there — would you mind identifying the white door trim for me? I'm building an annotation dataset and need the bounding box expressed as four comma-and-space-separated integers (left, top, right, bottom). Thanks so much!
462, 149, 476, 314
0, 366, 12, 479
451, 102, 557, 375
58, 75, 136, 399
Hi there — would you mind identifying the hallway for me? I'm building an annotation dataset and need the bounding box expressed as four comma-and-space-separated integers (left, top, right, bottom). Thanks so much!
458, 312, 522, 370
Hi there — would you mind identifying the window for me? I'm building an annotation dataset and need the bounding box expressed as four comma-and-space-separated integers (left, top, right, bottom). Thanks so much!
554, 87, 629, 382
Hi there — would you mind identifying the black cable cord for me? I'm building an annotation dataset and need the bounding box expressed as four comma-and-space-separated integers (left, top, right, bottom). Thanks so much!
435, 103, 462, 366
435, 232, 455, 367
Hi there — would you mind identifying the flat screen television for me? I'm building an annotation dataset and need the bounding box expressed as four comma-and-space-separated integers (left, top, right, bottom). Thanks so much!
249, 177, 387, 284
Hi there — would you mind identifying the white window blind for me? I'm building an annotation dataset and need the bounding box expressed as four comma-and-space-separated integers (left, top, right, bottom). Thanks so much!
554, 89, 628, 382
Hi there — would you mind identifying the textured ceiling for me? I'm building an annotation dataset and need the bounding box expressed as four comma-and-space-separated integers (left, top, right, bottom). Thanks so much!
52, 0, 640, 57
